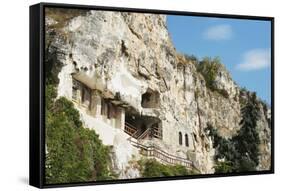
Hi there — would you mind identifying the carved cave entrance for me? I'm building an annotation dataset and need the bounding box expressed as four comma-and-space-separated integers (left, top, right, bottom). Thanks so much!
124, 109, 162, 140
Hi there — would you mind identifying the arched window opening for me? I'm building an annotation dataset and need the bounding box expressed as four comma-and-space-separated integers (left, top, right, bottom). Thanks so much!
179, 132, 182, 145
185, 134, 189, 147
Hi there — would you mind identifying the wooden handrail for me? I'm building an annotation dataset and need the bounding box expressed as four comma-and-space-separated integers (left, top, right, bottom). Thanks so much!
124, 122, 138, 136
153, 130, 162, 139
125, 122, 137, 131
129, 139, 197, 170
124, 122, 163, 139
137, 128, 151, 140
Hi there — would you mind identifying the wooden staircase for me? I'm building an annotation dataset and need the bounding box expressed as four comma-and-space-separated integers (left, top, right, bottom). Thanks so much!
129, 139, 197, 170
124, 122, 198, 171
137, 128, 150, 140
124, 122, 151, 140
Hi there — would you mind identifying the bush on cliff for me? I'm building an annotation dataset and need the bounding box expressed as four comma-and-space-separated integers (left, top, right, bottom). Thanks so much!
138, 159, 197, 178
45, 85, 114, 184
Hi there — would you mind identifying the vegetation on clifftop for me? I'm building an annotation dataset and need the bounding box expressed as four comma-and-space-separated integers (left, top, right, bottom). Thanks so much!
195, 57, 230, 98
46, 8, 88, 30
196, 57, 222, 90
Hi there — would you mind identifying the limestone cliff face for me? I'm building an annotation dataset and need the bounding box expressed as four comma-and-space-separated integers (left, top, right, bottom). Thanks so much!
46, 9, 271, 177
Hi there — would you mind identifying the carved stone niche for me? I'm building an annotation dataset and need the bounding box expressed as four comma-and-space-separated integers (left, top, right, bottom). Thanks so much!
141, 88, 160, 108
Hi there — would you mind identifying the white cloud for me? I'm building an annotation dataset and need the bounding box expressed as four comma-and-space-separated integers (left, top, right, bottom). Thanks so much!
236, 49, 271, 71
203, 24, 233, 40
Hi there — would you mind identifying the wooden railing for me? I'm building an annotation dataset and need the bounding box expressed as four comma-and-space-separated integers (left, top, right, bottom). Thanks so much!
152, 126, 162, 139
125, 122, 162, 140
125, 122, 151, 140
129, 139, 196, 170
137, 128, 151, 140
124, 122, 138, 136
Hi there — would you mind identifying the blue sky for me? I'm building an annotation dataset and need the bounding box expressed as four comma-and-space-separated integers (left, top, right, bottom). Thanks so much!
167, 16, 271, 105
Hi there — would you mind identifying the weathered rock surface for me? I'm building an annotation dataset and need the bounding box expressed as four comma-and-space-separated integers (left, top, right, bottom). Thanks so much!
46, 9, 271, 177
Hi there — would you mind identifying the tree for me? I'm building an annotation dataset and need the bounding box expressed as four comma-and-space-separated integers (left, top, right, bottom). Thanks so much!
232, 94, 260, 170
206, 93, 261, 173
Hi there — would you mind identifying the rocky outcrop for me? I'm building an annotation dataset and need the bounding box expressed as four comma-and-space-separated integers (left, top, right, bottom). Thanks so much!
45, 8, 271, 177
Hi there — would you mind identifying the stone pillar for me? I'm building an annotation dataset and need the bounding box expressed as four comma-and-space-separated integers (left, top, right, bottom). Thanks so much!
77, 89, 82, 105
116, 107, 125, 130
103, 102, 108, 123
90, 90, 101, 118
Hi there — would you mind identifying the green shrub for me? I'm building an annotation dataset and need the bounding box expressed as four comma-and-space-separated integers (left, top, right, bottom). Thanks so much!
46, 84, 57, 110
138, 159, 195, 178
45, 45, 64, 85
196, 57, 230, 98
215, 161, 234, 173
196, 56, 222, 90
184, 54, 199, 64
45, 85, 114, 184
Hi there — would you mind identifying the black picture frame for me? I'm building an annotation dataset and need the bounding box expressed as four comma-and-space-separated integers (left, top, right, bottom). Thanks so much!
30, 2, 274, 189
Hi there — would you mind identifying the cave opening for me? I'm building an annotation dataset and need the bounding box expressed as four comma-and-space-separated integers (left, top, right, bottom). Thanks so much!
124, 109, 162, 140
141, 88, 160, 108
